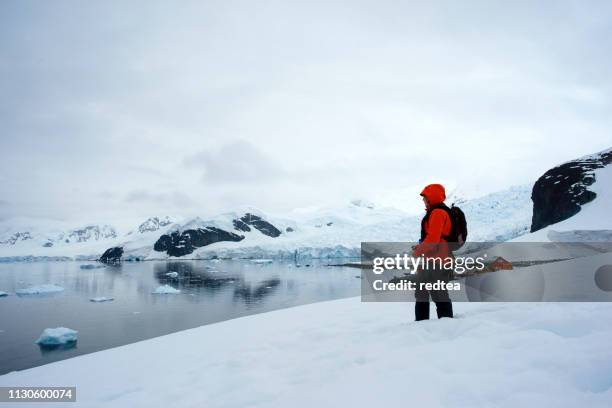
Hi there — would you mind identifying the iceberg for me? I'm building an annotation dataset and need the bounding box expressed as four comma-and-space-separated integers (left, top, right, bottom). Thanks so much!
35, 327, 78, 346
251, 259, 273, 264
0, 291, 8, 297
165, 272, 179, 278
16, 284, 64, 295
152, 285, 181, 294
89, 296, 114, 302
80, 264, 105, 270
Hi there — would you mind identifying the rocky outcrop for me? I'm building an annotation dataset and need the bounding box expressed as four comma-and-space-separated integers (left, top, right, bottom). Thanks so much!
99, 246, 124, 264
154, 227, 245, 257
232, 219, 251, 232
232, 213, 281, 237
531, 148, 612, 232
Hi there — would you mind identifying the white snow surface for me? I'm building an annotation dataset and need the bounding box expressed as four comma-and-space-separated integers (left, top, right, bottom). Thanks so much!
35, 327, 78, 346
15, 284, 64, 295
2, 295, 611, 407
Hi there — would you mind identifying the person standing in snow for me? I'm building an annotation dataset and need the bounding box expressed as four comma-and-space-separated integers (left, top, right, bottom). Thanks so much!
412, 183, 454, 321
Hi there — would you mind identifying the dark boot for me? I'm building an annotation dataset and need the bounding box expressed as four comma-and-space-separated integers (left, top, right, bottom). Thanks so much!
435, 301, 453, 319
415, 301, 430, 321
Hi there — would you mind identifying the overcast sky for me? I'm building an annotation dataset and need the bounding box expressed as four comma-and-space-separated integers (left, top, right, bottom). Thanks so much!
1, 0, 611, 224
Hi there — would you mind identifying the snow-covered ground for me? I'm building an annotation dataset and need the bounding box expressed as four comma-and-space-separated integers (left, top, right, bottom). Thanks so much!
1, 295, 611, 407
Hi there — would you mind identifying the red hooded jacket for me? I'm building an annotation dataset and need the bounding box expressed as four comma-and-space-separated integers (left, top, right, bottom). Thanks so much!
412, 184, 452, 260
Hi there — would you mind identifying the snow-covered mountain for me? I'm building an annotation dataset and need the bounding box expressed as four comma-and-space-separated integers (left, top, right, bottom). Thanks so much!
531, 147, 612, 232
61, 225, 117, 244
0, 183, 534, 261
133, 217, 173, 234
0, 220, 120, 260
0, 231, 33, 245
514, 147, 612, 242
4, 146, 611, 262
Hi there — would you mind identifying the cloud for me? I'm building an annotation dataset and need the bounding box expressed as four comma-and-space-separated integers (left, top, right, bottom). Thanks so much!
1, 1, 612, 220
185, 140, 286, 184
125, 190, 196, 207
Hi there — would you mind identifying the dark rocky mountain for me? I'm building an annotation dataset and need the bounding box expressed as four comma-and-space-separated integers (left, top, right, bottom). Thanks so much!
531, 148, 612, 232
154, 227, 245, 257
232, 213, 281, 237
99, 246, 124, 264
97, 213, 283, 261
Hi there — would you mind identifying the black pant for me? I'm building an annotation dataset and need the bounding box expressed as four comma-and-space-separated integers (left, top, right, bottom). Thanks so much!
414, 268, 453, 321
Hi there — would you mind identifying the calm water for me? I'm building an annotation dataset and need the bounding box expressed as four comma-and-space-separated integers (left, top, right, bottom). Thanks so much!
0, 260, 360, 375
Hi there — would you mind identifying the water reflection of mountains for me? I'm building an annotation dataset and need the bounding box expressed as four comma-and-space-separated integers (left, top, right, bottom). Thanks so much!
153, 262, 281, 304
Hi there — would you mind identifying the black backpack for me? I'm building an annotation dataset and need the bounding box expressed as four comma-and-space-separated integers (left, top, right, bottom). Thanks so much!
420, 203, 468, 251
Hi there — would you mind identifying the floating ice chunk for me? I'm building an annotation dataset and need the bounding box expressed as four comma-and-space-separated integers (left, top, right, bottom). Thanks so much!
35, 327, 78, 346
0, 291, 8, 297
152, 285, 181, 294
90, 296, 114, 302
251, 259, 273, 264
165, 272, 179, 278
80, 264, 104, 270
16, 284, 64, 295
